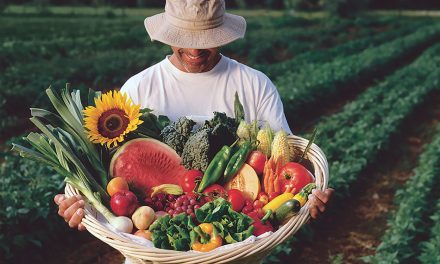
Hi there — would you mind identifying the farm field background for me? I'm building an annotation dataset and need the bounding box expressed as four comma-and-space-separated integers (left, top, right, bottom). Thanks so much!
1, 6, 440, 264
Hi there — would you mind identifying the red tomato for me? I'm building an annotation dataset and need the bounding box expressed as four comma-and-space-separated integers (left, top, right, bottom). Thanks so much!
203, 184, 227, 200
279, 162, 315, 194
180, 170, 203, 193
227, 189, 245, 212
246, 151, 267, 175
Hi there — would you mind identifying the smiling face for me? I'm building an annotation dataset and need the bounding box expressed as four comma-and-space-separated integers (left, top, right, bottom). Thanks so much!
169, 46, 221, 73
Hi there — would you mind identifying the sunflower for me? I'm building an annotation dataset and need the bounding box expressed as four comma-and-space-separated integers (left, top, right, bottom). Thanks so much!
83, 90, 143, 148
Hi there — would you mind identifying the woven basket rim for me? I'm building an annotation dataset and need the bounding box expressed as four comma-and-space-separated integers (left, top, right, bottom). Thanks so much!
65, 134, 329, 263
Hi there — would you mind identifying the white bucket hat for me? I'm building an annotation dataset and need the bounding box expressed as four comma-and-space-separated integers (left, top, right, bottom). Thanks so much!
144, 0, 246, 49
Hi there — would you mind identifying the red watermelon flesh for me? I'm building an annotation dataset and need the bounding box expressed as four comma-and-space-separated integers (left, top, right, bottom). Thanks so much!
110, 138, 187, 191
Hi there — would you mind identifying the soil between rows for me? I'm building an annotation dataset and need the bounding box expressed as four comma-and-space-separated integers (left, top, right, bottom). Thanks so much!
292, 38, 439, 133
289, 90, 440, 263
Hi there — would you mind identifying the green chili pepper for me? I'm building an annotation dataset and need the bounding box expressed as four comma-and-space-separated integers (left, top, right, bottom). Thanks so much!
223, 141, 252, 182
197, 145, 232, 192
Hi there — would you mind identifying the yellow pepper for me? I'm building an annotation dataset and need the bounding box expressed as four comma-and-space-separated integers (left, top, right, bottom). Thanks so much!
192, 223, 223, 252
262, 192, 294, 213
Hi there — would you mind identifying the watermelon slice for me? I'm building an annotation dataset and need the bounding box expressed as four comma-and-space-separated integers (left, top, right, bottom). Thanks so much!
110, 138, 187, 191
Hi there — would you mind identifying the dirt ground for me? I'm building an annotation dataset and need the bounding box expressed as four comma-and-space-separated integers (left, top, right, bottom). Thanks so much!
289, 90, 440, 263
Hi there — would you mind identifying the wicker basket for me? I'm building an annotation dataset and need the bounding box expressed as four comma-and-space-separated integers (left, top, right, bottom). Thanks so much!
65, 135, 329, 264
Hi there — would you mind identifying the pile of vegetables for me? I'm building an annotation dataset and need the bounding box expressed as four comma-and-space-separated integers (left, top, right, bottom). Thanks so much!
12, 87, 318, 253
150, 198, 254, 251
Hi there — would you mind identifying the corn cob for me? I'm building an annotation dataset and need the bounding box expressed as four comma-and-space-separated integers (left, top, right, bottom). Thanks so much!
271, 130, 290, 167
256, 124, 274, 157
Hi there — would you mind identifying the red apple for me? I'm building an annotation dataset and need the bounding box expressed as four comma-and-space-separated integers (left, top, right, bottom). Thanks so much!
110, 190, 139, 216
246, 151, 267, 175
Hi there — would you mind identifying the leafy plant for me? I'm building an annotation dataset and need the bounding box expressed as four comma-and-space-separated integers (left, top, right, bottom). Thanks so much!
266, 42, 440, 262
258, 20, 426, 80
325, 0, 369, 18
0, 146, 65, 260
317, 43, 440, 196
363, 126, 440, 263
418, 195, 440, 264
274, 24, 440, 124
329, 253, 344, 264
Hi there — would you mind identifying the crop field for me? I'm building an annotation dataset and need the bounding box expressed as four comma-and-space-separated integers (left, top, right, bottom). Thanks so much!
1, 8, 440, 264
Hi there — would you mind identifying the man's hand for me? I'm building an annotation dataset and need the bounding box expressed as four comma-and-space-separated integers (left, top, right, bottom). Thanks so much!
308, 188, 334, 219
54, 194, 86, 231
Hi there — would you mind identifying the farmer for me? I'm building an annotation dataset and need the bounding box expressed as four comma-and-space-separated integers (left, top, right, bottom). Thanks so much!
54, 0, 334, 231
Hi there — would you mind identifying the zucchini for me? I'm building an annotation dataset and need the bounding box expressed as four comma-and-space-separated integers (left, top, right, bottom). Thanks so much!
275, 199, 301, 223
275, 183, 316, 223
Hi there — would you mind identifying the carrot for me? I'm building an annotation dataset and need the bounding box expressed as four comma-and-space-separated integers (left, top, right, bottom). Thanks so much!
263, 160, 269, 193
273, 161, 283, 193
274, 173, 280, 193
267, 163, 274, 194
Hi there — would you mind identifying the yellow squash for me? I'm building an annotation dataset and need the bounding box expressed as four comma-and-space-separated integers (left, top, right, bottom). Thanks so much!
262, 192, 294, 213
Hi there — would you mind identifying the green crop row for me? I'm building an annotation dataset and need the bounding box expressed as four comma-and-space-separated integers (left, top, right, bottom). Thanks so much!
418, 194, 440, 264
0, 16, 140, 42
257, 20, 427, 80
0, 138, 65, 261
0, 16, 345, 71
275, 24, 440, 125
225, 16, 409, 65
266, 41, 440, 264
362, 127, 440, 263
0, 14, 313, 44
0, 25, 317, 71
0, 27, 149, 71
0, 15, 407, 72
0, 45, 169, 137
316, 42, 440, 196
0, 45, 168, 103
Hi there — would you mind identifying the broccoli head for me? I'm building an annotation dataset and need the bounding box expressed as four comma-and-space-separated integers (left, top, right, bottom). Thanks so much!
181, 112, 238, 171
181, 128, 211, 171
160, 117, 196, 155
205, 112, 237, 135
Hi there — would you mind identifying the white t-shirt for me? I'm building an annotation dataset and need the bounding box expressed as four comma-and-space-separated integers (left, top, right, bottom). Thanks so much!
120, 55, 292, 134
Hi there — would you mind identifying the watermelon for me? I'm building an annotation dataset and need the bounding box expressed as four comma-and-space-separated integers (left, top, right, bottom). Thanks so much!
110, 138, 187, 191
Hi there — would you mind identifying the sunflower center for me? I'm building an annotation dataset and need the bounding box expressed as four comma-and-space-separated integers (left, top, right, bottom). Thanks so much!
98, 108, 130, 139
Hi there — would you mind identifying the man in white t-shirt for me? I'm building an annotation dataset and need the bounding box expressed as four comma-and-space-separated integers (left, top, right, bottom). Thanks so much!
55, 0, 333, 233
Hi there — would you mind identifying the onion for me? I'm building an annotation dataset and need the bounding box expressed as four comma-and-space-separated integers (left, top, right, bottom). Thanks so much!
109, 216, 133, 233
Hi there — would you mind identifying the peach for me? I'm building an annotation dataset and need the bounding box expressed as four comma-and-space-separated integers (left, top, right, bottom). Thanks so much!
107, 177, 129, 197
